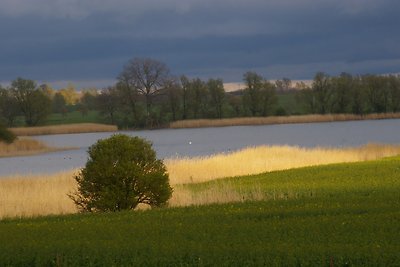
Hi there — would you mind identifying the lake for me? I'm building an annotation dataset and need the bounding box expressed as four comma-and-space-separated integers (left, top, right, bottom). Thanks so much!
1, 119, 399, 176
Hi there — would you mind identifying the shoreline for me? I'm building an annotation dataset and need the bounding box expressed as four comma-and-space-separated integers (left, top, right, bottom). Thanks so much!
9, 123, 118, 136
169, 113, 400, 129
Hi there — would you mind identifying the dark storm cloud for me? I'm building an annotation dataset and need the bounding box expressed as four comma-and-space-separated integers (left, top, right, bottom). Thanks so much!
0, 0, 400, 87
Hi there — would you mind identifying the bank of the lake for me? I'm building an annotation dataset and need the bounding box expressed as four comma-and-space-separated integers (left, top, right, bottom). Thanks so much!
170, 112, 400, 129
9, 123, 117, 136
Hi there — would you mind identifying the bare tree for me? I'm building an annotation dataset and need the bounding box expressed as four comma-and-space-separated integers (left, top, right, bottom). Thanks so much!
118, 58, 170, 116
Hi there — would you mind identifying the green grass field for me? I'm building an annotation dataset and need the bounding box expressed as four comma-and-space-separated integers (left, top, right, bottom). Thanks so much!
1, 157, 399, 266
43, 111, 106, 125
276, 92, 305, 115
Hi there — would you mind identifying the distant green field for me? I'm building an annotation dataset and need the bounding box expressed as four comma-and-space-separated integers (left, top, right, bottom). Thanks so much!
276, 92, 305, 115
1, 157, 399, 266
44, 110, 106, 125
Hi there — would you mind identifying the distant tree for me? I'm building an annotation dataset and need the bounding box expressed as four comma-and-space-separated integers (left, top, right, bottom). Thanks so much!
207, 78, 225, 118
275, 78, 292, 92
59, 84, 79, 105
39, 84, 55, 99
164, 78, 181, 121
312, 72, 332, 114
260, 81, 277, 116
331, 72, 353, 113
52, 92, 67, 114
10, 78, 51, 126
69, 134, 172, 212
363, 75, 389, 113
0, 87, 20, 126
242, 71, 264, 116
96, 86, 120, 124
350, 77, 367, 115
188, 78, 208, 119
180, 75, 190, 120
388, 75, 400, 112
80, 89, 98, 111
118, 58, 170, 118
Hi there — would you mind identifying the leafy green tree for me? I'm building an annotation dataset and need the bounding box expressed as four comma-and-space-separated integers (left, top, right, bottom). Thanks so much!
312, 72, 332, 114
10, 78, 51, 126
331, 72, 353, 113
350, 77, 367, 115
243, 71, 264, 116
207, 78, 225, 118
188, 78, 208, 119
70, 134, 172, 212
363, 75, 389, 113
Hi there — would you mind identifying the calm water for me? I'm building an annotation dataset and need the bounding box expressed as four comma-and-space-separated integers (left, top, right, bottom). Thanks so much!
1, 119, 399, 176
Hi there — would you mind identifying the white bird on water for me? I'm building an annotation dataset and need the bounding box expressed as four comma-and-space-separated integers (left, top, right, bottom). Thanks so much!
189, 141, 192, 145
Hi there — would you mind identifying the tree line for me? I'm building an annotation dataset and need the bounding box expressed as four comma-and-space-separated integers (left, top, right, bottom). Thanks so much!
1, 58, 400, 128
298, 72, 400, 115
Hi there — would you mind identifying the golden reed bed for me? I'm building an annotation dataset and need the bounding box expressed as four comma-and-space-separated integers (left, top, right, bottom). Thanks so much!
169, 113, 400, 129
0, 138, 62, 158
10, 123, 117, 136
1, 144, 400, 219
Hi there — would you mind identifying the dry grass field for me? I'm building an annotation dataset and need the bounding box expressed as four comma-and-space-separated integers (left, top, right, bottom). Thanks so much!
166, 143, 400, 184
10, 123, 117, 136
1, 144, 399, 219
0, 137, 62, 157
170, 113, 400, 129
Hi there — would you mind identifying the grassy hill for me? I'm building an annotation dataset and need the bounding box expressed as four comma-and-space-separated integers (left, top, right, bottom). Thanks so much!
1, 157, 399, 266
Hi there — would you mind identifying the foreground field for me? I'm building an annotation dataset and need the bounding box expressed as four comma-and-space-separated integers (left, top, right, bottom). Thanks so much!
170, 113, 400, 129
1, 144, 400, 218
1, 157, 399, 265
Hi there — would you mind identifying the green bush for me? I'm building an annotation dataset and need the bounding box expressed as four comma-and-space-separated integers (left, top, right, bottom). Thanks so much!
0, 124, 16, 144
70, 134, 172, 212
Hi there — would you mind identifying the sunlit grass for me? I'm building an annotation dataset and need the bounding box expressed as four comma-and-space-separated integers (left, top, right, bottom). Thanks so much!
0, 171, 78, 219
170, 113, 400, 128
1, 144, 400, 219
166, 143, 400, 184
10, 123, 117, 136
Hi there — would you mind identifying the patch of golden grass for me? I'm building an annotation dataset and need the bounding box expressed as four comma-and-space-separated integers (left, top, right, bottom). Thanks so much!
169, 113, 400, 129
0, 171, 78, 219
10, 123, 117, 136
165, 144, 400, 184
1, 144, 400, 219
0, 138, 61, 157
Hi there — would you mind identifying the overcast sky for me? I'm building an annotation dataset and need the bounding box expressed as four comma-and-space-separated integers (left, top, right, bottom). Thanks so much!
1, 0, 399, 88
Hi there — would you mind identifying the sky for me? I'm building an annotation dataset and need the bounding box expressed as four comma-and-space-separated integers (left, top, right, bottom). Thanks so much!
0, 0, 399, 89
